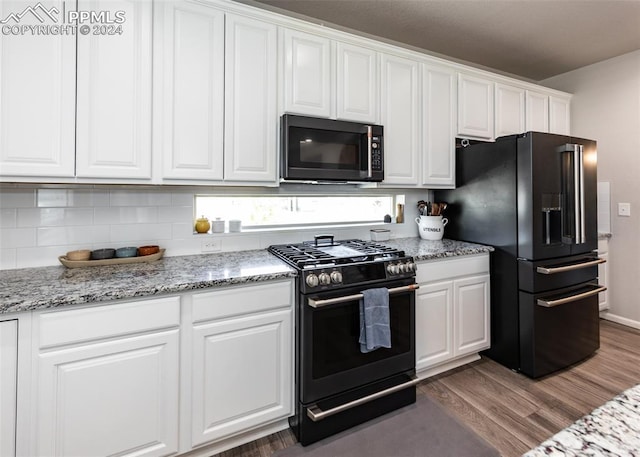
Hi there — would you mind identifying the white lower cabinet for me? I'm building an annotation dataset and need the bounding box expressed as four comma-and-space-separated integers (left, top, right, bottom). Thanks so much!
598, 238, 610, 312
189, 281, 293, 450
32, 297, 181, 457
415, 255, 490, 377
0, 320, 18, 457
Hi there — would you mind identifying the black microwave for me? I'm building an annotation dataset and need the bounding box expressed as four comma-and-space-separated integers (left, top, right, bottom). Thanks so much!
280, 114, 384, 183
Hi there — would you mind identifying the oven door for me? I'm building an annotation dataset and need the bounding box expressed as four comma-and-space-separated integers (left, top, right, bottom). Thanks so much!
299, 278, 416, 404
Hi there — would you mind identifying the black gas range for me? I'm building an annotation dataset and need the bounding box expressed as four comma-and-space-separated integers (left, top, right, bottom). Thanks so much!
268, 235, 418, 445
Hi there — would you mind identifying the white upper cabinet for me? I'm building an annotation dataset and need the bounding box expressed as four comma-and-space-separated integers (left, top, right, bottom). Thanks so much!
525, 90, 550, 133
381, 53, 420, 186
457, 73, 495, 140
422, 63, 456, 188
282, 29, 332, 118
0, 0, 75, 178
336, 42, 379, 123
494, 83, 525, 138
549, 95, 571, 135
76, 0, 153, 179
157, 1, 225, 181
224, 14, 278, 183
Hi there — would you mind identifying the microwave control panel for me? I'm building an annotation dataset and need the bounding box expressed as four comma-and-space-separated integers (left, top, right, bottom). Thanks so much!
371, 136, 383, 171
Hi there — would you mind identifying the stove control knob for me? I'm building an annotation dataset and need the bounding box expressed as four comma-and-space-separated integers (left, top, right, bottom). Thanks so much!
330, 271, 343, 284
387, 264, 399, 275
398, 263, 406, 273
405, 261, 416, 273
318, 272, 331, 285
306, 273, 319, 288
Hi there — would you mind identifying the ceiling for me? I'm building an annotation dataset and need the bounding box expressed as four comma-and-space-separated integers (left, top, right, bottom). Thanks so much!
243, 0, 640, 81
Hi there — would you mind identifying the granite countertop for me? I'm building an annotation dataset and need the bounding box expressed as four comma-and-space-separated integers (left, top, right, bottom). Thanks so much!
0, 237, 493, 315
524, 383, 640, 456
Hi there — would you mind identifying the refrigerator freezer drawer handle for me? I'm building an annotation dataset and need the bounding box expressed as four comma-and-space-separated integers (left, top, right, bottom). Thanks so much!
537, 285, 607, 307
306, 375, 420, 422
536, 258, 606, 274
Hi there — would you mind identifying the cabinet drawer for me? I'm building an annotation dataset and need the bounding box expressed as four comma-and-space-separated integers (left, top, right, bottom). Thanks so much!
38, 297, 180, 349
192, 280, 293, 323
416, 254, 489, 284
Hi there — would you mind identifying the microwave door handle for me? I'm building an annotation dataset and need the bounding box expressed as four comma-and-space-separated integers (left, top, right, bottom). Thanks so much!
367, 125, 372, 178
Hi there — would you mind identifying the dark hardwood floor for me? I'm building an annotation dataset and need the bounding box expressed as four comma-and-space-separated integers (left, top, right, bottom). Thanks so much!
216, 319, 640, 457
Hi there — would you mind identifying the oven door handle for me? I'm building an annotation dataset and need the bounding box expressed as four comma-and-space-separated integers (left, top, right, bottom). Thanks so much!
307, 284, 419, 308
536, 284, 607, 308
306, 374, 420, 422
536, 258, 605, 275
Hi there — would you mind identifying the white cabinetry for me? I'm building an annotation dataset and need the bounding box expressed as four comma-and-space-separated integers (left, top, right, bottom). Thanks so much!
525, 90, 550, 133
282, 29, 332, 118
598, 238, 610, 312
156, 0, 225, 181
224, 14, 277, 183
495, 83, 525, 138
188, 281, 293, 449
415, 255, 490, 377
76, 0, 152, 179
0, 319, 18, 457
336, 42, 379, 123
422, 63, 456, 188
381, 53, 420, 186
0, 0, 75, 178
549, 95, 571, 135
32, 298, 180, 457
457, 73, 495, 140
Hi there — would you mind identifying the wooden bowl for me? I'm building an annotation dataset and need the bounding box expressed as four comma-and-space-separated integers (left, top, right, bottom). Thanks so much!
137, 245, 160, 256
66, 250, 91, 261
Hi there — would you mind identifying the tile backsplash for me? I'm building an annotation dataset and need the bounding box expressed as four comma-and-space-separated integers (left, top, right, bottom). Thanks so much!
0, 186, 420, 270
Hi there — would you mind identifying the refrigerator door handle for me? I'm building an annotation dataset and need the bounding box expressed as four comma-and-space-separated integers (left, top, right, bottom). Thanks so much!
558, 143, 587, 245
536, 257, 606, 274
537, 284, 606, 307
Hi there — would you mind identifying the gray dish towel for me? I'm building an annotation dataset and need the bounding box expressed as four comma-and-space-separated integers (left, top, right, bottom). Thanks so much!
359, 288, 391, 353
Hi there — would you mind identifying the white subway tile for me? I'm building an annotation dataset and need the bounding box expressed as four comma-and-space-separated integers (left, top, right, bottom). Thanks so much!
110, 223, 173, 242
0, 248, 17, 270
171, 192, 195, 207
161, 238, 202, 257
37, 226, 98, 247
0, 227, 36, 248
18, 208, 94, 227
0, 209, 17, 228
16, 246, 70, 268
221, 235, 260, 252
0, 189, 36, 208
94, 207, 158, 225
172, 222, 195, 238
109, 190, 172, 207
37, 189, 111, 208
158, 206, 192, 223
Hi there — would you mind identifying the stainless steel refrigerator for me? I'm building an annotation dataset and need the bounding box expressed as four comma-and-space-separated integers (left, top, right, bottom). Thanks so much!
435, 132, 606, 378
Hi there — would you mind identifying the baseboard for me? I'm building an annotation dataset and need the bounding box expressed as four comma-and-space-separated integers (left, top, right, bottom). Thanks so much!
600, 312, 640, 330
179, 418, 290, 457
416, 353, 481, 380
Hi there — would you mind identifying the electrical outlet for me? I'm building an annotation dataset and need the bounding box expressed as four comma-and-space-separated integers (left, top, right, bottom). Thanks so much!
201, 238, 222, 253
618, 202, 631, 217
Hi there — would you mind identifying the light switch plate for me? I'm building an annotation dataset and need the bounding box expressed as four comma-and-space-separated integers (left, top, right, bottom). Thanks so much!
618, 202, 631, 217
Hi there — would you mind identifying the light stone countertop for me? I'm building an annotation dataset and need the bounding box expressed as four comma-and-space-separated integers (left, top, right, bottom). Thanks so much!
0, 237, 493, 315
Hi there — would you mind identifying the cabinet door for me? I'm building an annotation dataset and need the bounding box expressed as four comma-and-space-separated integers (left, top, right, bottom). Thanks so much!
422, 64, 456, 188
282, 29, 332, 117
224, 14, 277, 183
76, 0, 153, 179
0, 0, 75, 178
457, 73, 494, 140
0, 320, 18, 457
336, 42, 378, 123
495, 83, 525, 137
158, 0, 225, 181
191, 309, 292, 447
525, 90, 550, 133
35, 330, 179, 457
549, 95, 571, 135
454, 274, 490, 356
381, 53, 420, 186
415, 281, 454, 371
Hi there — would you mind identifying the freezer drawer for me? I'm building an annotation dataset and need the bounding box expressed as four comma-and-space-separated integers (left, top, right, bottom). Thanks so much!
518, 254, 604, 293
519, 282, 602, 378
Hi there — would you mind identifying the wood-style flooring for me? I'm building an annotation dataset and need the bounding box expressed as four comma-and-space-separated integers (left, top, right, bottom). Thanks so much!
216, 319, 640, 457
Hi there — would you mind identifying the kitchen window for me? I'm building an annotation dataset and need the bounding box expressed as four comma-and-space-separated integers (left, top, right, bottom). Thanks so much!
195, 194, 397, 229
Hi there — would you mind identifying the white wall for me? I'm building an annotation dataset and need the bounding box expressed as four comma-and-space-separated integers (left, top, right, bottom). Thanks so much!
543, 50, 640, 328
0, 186, 427, 270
